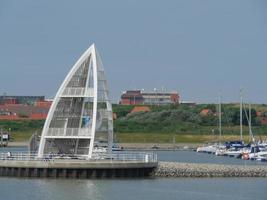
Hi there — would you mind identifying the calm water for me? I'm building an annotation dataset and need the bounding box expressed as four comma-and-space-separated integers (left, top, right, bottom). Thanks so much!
0, 148, 266, 200
155, 150, 267, 166
0, 178, 266, 200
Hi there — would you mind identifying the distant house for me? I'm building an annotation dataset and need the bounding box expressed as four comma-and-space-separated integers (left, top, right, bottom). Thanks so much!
200, 109, 213, 116
0, 104, 49, 120
120, 90, 144, 105
130, 106, 151, 114
0, 95, 45, 105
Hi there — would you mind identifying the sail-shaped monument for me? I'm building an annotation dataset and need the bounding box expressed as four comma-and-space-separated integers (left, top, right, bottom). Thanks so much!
38, 44, 113, 159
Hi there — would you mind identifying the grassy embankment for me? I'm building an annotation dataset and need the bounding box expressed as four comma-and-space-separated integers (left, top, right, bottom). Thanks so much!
113, 103, 267, 143
1, 103, 267, 143
0, 120, 43, 142
9, 131, 267, 143
5, 126, 267, 143
115, 124, 267, 143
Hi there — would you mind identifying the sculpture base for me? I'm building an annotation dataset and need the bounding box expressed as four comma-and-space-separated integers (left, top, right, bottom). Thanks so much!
0, 160, 158, 178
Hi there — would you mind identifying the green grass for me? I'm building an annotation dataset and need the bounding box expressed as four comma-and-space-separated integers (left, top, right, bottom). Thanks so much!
0, 120, 44, 142
114, 124, 267, 143
10, 130, 41, 142
8, 124, 267, 143
8, 129, 267, 143
115, 133, 209, 143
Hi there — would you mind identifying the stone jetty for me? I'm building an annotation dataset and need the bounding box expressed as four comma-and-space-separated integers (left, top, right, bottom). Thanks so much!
155, 162, 267, 177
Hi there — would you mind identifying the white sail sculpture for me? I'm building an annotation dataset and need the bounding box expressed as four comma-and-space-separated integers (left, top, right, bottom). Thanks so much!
38, 44, 113, 159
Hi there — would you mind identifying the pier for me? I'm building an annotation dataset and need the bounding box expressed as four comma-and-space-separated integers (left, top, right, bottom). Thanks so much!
0, 152, 158, 178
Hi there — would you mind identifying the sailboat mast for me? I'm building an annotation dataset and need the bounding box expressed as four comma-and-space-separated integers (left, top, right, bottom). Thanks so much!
240, 89, 243, 141
248, 103, 255, 143
219, 93, 222, 145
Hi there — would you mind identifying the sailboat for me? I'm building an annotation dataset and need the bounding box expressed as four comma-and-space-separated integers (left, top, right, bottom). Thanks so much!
216, 90, 253, 157
197, 94, 224, 154
245, 109, 267, 161
215, 94, 228, 156
224, 92, 253, 158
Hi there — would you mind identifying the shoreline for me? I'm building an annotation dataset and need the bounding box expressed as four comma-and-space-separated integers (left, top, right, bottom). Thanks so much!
5, 142, 200, 150
155, 162, 267, 178
119, 143, 200, 150
4, 142, 28, 147
1, 143, 267, 178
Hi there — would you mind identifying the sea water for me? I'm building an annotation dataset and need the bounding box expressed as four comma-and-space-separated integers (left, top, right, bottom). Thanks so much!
0, 148, 266, 200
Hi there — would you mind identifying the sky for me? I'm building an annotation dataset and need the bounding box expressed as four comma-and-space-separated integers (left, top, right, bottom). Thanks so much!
0, 0, 267, 103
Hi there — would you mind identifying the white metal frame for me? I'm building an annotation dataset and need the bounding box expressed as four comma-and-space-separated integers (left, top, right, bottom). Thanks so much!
38, 44, 112, 159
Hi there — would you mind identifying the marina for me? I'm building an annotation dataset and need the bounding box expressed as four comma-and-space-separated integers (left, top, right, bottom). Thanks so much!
196, 91, 267, 163
1, 51, 266, 178
1, 0, 267, 199
196, 141, 267, 163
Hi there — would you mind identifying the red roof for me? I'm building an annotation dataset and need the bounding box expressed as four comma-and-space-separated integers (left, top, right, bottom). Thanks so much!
35, 100, 52, 108
0, 115, 20, 120
131, 106, 150, 113
0, 104, 49, 120
30, 113, 47, 120
200, 109, 213, 116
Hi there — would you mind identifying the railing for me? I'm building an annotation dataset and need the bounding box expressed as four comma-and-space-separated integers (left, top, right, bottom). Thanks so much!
46, 128, 92, 137
98, 109, 109, 118
106, 152, 158, 163
62, 87, 94, 97
0, 152, 158, 163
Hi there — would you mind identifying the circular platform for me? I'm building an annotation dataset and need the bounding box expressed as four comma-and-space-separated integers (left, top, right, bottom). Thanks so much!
0, 152, 158, 178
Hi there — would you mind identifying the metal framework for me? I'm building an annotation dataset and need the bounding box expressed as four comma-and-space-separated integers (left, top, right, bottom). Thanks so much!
38, 44, 113, 159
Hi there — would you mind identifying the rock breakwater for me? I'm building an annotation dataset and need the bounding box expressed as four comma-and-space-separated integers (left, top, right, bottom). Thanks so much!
155, 162, 267, 177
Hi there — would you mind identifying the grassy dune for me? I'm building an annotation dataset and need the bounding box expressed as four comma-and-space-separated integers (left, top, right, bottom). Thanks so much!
11, 130, 40, 142
8, 131, 267, 144
9, 125, 267, 143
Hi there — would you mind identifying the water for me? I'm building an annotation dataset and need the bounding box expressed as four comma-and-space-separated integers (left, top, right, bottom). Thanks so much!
0, 148, 266, 200
155, 150, 267, 166
0, 178, 266, 200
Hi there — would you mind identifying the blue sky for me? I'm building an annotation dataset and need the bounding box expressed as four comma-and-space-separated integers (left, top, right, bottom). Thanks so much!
0, 0, 267, 103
